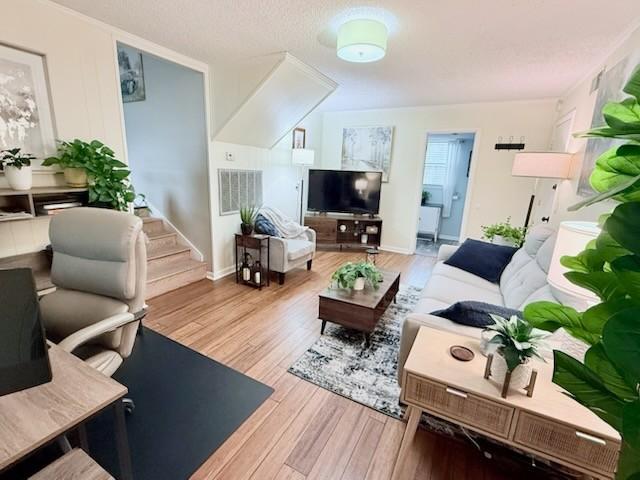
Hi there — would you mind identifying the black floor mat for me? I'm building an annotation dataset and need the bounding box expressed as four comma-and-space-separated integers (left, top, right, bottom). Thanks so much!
2, 328, 273, 480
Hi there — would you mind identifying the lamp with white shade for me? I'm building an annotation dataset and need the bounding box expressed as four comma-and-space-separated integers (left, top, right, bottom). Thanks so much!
337, 19, 388, 63
512, 152, 573, 228
547, 221, 601, 305
292, 149, 315, 223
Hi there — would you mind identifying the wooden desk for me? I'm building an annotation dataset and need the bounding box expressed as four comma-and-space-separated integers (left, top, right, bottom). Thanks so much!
392, 327, 620, 480
0, 344, 132, 479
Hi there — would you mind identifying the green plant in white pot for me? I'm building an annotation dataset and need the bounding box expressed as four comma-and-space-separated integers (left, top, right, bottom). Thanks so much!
484, 315, 548, 390
1, 148, 35, 190
331, 262, 383, 291
481, 217, 526, 247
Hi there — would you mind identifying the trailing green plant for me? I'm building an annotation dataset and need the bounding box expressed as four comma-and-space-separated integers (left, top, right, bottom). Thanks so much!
239, 206, 258, 226
481, 216, 526, 247
523, 64, 640, 480
331, 261, 383, 290
43, 139, 134, 211
421, 190, 431, 206
484, 315, 548, 372
1, 148, 36, 169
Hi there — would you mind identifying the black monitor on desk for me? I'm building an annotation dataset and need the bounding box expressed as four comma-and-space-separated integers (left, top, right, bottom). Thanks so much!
0, 268, 52, 396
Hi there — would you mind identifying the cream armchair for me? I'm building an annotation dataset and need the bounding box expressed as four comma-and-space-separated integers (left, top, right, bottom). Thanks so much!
40, 208, 147, 411
269, 229, 316, 284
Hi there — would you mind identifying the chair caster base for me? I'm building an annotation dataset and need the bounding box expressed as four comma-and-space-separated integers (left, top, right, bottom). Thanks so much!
123, 397, 135, 415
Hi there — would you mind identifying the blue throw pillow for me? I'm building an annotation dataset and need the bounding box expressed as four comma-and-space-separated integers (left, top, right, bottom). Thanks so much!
254, 214, 279, 237
444, 239, 517, 283
431, 301, 522, 328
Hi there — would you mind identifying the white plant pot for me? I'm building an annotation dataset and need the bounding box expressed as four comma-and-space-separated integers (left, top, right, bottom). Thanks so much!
492, 235, 517, 247
353, 277, 365, 291
4, 165, 32, 190
491, 354, 532, 391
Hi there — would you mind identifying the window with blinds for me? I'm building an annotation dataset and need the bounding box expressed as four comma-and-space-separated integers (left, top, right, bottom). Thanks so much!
423, 141, 449, 186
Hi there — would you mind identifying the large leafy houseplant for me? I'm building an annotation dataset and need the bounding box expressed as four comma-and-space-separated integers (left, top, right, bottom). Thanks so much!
524, 65, 640, 480
331, 262, 383, 290
43, 139, 134, 211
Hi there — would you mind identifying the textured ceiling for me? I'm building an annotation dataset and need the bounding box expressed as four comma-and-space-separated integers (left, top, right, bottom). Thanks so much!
51, 0, 640, 111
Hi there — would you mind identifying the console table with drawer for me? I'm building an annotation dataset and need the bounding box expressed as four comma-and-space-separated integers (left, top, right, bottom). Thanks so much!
392, 327, 620, 480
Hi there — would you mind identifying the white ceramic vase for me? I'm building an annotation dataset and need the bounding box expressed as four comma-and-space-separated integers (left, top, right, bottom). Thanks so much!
492, 235, 517, 247
4, 165, 32, 190
491, 354, 532, 391
353, 277, 365, 291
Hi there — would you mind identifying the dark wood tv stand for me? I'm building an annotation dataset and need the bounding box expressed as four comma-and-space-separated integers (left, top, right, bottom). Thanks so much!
304, 213, 382, 249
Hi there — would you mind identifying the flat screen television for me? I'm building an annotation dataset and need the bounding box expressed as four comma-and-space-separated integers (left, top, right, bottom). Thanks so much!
307, 169, 382, 215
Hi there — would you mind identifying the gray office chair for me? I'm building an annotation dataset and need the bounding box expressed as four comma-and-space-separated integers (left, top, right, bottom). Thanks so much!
40, 208, 147, 412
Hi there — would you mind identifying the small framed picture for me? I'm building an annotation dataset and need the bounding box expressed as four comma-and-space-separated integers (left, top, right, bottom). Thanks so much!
292, 128, 306, 149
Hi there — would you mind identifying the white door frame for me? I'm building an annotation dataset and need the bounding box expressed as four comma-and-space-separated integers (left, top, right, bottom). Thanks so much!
413, 129, 481, 254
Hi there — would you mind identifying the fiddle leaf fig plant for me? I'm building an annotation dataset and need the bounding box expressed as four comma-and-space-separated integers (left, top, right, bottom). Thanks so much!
524, 64, 640, 480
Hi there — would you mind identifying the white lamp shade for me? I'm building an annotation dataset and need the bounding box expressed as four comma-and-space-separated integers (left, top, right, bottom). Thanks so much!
547, 221, 601, 303
337, 19, 387, 63
292, 148, 315, 166
512, 152, 572, 179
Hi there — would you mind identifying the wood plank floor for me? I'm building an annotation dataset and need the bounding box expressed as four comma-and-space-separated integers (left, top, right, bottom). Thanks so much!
144, 250, 551, 480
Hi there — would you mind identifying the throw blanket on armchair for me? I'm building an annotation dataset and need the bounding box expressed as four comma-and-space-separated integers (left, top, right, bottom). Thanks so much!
260, 207, 308, 239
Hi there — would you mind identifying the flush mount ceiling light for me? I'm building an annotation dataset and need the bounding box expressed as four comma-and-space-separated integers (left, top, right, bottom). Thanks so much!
337, 19, 388, 63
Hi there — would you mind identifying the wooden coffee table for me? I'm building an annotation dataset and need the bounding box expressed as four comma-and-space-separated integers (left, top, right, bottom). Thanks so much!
318, 269, 400, 347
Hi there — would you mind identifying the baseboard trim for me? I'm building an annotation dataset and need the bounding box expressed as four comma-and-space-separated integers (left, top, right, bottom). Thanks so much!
438, 234, 459, 241
379, 244, 412, 255
212, 265, 236, 281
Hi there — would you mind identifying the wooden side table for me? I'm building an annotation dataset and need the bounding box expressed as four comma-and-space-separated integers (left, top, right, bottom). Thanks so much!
234, 234, 270, 289
391, 327, 620, 480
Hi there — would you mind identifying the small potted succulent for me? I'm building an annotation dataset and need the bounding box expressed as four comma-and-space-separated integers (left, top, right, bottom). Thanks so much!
239, 205, 258, 235
481, 217, 526, 247
483, 315, 548, 390
331, 261, 383, 291
1, 148, 36, 190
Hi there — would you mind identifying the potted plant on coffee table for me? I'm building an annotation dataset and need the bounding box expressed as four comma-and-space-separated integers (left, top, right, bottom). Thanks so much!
331, 261, 383, 291
239, 206, 258, 235
484, 315, 548, 391
1, 148, 36, 190
481, 217, 526, 247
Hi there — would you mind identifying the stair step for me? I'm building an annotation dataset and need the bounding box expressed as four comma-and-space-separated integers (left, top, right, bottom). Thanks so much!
147, 244, 192, 267
146, 230, 178, 252
146, 259, 207, 299
142, 217, 164, 235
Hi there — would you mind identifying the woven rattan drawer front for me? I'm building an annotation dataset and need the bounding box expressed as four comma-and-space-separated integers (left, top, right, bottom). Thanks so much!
514, 411, 619, 476
404, 374, 514, 438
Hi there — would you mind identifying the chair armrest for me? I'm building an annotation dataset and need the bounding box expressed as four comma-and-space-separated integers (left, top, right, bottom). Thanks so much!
303, 228, 316, 244
57, 312, 135, 354
436, 244, 459, 262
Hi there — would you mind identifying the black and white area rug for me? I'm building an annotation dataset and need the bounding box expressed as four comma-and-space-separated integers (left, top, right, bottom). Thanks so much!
288, 284, 457, 435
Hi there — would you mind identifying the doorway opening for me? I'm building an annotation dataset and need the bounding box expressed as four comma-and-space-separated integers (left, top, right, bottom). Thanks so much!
416, 132, 475, 256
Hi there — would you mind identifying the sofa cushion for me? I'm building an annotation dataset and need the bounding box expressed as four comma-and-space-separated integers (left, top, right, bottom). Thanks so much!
431, 301, 522, 328
423, 274, 504, 306
432, 262, 500, 291
444, 239, 517, 283
285, 238, 314, 261
255, 214, 279, 237
406, 312, 484, 339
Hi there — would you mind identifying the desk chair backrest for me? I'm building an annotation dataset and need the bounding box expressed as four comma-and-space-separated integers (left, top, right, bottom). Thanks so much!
48, 207, 146, 357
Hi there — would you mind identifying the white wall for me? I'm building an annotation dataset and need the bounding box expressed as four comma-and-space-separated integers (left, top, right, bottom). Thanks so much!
0, 0, 126, 257
539, 24, 640, 226
320, 100, 557, 253
123, 50, 212, 266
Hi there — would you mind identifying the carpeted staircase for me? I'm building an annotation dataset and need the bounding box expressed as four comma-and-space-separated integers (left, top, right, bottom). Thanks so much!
142, 217, 207, 299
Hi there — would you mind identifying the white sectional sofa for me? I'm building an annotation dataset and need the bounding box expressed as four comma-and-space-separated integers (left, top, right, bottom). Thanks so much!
398, 225, 585, 385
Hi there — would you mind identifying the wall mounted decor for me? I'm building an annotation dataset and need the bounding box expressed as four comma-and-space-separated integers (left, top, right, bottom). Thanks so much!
292, 127, 306, 149
117, 44, 146, 103
341, 125, 394, 182
0, 44, 56, 168
578, 58, 629, 196
218, 168, 263, 215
